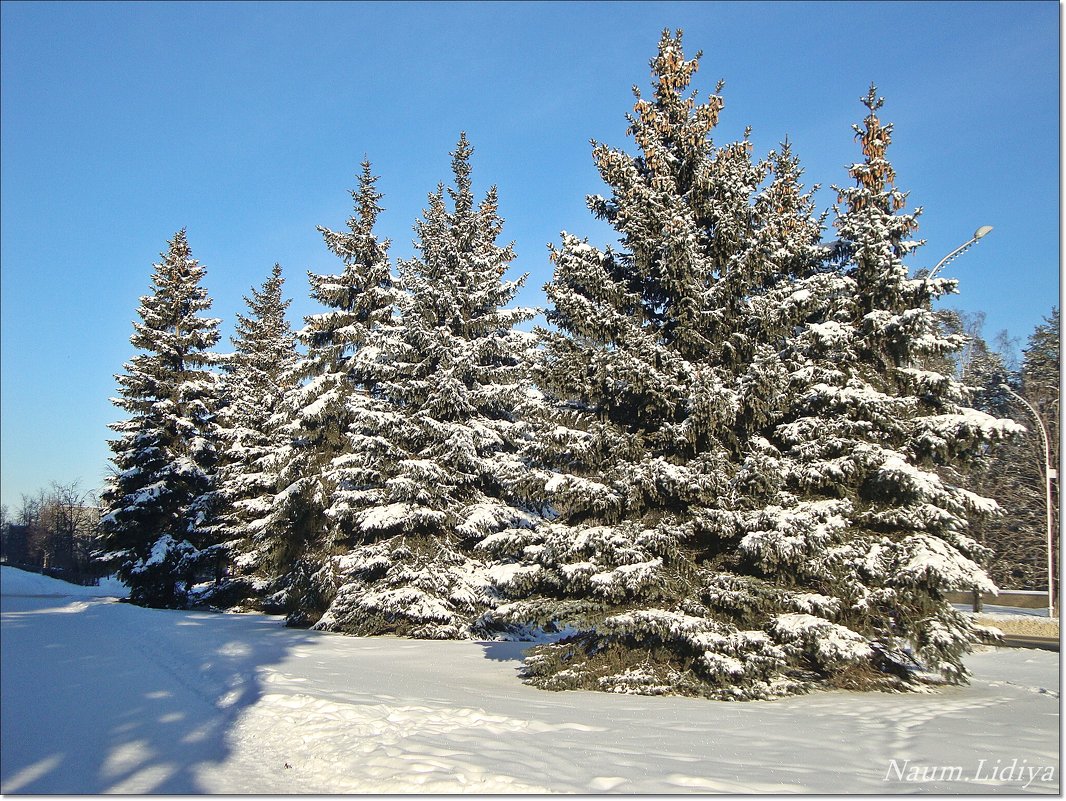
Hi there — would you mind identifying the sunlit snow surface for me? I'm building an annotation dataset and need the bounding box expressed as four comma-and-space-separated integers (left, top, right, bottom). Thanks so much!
1, 567, 1059, 794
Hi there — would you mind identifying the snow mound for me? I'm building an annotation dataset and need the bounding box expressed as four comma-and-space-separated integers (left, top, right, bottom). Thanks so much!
0, 566, 126, 598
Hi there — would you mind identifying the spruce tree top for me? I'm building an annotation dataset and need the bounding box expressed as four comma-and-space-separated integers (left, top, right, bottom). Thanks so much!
115, 228, 222, 418
303, 161, 396, 371
230, 263, 296, 379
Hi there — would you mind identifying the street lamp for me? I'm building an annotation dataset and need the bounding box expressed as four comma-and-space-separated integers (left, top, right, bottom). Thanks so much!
928, 226, 994, 279
1001, 383, 1057, 618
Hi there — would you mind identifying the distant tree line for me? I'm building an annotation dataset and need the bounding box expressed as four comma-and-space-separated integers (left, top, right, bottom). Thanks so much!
0, 481, 103, 584
89, 30, 1058, 700
943, 308, 1059, 590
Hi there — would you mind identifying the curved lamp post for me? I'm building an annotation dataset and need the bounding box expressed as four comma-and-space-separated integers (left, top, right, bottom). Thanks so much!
1001, 384, 1057, 618
928, 226, 994, 279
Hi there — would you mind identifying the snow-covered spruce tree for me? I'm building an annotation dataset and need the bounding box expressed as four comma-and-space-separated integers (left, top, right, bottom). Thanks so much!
98, 229, 223, 608
312, 134, 538, 639
730, 87, 1023, 690
266, 161, 402, 626
207, 263, 299, 607
481, 30, 805, 697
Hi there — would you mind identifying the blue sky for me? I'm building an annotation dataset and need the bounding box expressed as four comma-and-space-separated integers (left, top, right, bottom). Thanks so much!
0, 1, 1059, 511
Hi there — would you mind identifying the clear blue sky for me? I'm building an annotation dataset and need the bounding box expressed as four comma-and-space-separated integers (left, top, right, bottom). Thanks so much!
1, 1, 1059, 511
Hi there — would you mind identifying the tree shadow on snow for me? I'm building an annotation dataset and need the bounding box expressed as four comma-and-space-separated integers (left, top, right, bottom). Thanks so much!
476, 640, 533, 663
0, 592, 320, 794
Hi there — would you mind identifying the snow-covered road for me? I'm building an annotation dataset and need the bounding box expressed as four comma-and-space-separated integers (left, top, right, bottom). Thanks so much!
1, 567, 1059, 793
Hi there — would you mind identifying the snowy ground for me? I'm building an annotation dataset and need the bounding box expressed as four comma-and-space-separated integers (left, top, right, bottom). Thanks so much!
1, 567, 1059, 794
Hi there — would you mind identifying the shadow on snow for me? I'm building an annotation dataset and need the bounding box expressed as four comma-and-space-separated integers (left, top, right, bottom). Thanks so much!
0, 589, 319, 794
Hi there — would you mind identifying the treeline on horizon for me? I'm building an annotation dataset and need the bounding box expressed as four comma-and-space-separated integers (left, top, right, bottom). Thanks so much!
23, 30, 1057, 701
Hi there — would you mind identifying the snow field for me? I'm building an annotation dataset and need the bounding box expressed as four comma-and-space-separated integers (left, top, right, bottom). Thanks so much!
1, 567, 1059, 794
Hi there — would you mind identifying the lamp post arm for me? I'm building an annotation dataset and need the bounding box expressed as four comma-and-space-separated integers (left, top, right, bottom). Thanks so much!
928, 226, 993, 279
929, 237, 978, 279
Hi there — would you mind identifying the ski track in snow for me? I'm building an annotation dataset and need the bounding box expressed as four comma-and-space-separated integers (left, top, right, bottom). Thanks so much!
1, 567, 1059, 794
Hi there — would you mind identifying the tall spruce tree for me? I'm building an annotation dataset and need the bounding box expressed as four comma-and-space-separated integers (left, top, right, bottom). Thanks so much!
312, 134, 538, 639
483, 30, 797, 697
731, 87, 1023, 690
210, 263, 299, 606
266, 161, 401, 625
99, 230, 223, 607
